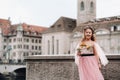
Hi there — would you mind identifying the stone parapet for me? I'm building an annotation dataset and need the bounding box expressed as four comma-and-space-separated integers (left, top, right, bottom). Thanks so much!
25, 55, 120, 80
102, 55, 120, 80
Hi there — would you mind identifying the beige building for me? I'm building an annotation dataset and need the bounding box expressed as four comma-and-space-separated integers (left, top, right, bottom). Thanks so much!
42, 17, 76, 55
0, 19, 47, 63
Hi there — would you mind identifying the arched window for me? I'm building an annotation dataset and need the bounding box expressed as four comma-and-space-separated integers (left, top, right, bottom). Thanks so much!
90, 2, 94, 12
80, 1, 84, 11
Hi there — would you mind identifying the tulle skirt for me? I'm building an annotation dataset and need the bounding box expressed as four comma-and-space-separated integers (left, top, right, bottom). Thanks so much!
77, 56, 104, 80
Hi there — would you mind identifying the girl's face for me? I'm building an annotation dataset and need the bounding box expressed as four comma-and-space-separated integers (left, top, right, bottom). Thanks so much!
84, 29, 92, 40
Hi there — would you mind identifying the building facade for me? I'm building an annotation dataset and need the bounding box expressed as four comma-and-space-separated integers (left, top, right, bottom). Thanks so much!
42, 17, 76, 55
72, 16, 120, 54
0, 19, 47, 63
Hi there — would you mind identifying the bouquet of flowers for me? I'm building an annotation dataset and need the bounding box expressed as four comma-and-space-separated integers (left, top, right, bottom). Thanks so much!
77, 42, 91, 52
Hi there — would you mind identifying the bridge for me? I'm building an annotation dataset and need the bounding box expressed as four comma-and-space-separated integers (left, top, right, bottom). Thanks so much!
0, 63, 26, 73
0, 63, 26, 80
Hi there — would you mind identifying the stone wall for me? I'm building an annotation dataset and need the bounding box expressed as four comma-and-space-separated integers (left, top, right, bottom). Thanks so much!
25, 55, 120, 80
102, 55, 120, 80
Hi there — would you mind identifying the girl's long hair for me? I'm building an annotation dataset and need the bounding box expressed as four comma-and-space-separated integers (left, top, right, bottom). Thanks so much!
82, 26, 96, 42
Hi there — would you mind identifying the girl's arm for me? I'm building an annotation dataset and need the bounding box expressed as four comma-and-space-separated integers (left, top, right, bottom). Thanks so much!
93, 43, 101, 68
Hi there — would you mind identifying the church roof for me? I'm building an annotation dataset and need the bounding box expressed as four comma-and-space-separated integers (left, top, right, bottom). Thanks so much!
43, 16, 76, 33
73, 15, 120, 32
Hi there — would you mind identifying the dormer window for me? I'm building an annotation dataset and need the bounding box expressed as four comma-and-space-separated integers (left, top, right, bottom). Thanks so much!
57, 24, 61, 27
51, 25, 54, 28
34, 32, 36, 35
27, 32, 29, 34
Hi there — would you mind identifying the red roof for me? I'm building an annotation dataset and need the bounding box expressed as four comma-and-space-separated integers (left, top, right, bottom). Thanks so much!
22, 23, 48, 33
0, 19, 48, 35
0, 19, 11, 35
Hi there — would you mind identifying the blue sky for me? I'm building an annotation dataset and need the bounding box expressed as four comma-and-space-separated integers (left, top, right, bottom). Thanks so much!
0, 0, 120, 27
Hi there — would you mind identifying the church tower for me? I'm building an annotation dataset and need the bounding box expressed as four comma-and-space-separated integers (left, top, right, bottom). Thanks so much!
77, 0, 96, 26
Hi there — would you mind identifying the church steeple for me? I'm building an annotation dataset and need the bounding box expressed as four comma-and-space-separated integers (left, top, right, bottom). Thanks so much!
77, 0, 96, 26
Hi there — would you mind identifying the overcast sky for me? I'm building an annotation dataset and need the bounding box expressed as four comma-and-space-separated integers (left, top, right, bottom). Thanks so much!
0, 0, 120, 27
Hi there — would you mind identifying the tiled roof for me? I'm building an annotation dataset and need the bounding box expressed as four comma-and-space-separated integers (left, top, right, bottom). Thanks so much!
43, 16, 76, 33
83, 15, 120, 24
73, 15, 120, 32
0, 19, 11, 35
0, 19, 11, 25
0, 19, 48, 35
22, 23, 48, 33
10, 23, 48, 34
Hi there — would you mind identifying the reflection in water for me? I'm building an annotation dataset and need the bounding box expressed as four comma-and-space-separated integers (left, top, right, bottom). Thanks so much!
0, 68, 26, 80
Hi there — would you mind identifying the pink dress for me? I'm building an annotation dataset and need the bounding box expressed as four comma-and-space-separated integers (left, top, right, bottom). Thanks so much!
77, 44, 104, 80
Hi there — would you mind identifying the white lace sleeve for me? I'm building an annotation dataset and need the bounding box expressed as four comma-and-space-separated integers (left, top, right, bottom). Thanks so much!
74, 43, 80, 65
94, 42, 109, 66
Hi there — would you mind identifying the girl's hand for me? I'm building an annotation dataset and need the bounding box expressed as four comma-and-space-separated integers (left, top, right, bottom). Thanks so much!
77, 52, 81, 56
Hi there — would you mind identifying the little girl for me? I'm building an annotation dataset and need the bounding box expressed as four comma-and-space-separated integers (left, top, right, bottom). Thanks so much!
75, 26, 109, 80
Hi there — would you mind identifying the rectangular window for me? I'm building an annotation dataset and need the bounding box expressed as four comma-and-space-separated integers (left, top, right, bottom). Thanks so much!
35, 39, 38, 43
13, 45, 16, 49
32, 46, 34, 50
32, 53, 34, 55
32, 39, 34, 43
39, 40, 41, 43
18, 45, 21, 49
3, 45, 6, 49
35, 52, 37, 55
26, 39, 29, 42
14, 38, 16, 42
39, 46, 41, 50
35, 46, 37, 50
9, 39, 11, 43
4, 39, 7, 42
